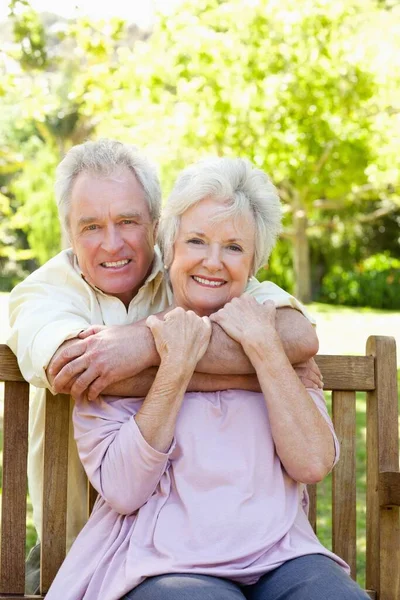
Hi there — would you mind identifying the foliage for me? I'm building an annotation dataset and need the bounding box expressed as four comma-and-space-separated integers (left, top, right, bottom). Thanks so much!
8, 0, 48, 69
102, 0, 399, 301
0, 7, 132, 274
320, 253, 400, 309
10, 140, 61, 265
0, 145, 36, 289
0, 0, 399, 302
257, 238, 294, 294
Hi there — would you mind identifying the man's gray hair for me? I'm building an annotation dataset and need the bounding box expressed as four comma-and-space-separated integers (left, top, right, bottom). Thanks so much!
159, 157, 282, 275
55, 138, 162, 236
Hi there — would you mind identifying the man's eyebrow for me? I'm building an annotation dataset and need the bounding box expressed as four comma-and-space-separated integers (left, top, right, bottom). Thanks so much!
77, 212, 142, 227
77, 216, 98, 227
116, 211, 142, 220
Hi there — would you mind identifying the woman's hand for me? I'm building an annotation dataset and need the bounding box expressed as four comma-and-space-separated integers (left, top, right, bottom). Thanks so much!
210, 295, 281, 358
146, 307, 212, 373
137, 308, 212, 452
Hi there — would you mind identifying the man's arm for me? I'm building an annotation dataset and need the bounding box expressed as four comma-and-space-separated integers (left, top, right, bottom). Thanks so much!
7, 253, 93, 388
49, 306, 317, 400
105, 370, 261, 396
201, 307, 318, 373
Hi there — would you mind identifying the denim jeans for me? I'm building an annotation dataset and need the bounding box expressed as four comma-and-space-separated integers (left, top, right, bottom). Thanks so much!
122, 554, 370, 600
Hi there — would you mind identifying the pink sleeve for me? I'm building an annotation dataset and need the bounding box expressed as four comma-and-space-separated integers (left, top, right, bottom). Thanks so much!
307, 388, 340, 469
73, 397, 175, 515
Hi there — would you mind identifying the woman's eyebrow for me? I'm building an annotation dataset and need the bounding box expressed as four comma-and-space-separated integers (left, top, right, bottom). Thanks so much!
185, 230, 206, 236
185, 230, 246, 244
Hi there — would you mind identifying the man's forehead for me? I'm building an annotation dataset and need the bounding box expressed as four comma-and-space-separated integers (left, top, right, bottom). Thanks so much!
71, 167, 141, 191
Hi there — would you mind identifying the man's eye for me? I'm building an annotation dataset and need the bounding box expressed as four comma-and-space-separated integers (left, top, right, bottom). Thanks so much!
85, 224, 98, 231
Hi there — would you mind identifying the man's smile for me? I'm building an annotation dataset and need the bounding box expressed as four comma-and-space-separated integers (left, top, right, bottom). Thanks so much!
101, 259, 131, 268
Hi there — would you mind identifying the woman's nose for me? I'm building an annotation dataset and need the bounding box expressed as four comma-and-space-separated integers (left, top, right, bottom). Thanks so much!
203, 245, 223, 271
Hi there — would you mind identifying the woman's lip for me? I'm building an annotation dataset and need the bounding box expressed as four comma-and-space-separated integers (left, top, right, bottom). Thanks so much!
191, 275, 226, 286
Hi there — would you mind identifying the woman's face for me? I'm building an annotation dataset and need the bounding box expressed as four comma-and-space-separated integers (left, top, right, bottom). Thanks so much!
169, 197, 256, 316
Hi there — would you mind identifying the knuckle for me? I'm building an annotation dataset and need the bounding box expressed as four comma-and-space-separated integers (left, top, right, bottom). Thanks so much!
63, 363, 74, 377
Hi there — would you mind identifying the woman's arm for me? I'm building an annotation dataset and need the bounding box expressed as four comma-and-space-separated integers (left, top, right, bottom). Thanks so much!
211, 295, 335, 484
73, 308, 211, 514
74, 398, 174, 515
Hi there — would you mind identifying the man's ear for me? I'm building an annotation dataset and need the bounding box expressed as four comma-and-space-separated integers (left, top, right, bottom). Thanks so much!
63, 225, 73, 252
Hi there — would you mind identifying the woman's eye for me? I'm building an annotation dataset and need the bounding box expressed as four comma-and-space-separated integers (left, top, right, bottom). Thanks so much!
228, 244, 243, 252
187, 238, 204, 245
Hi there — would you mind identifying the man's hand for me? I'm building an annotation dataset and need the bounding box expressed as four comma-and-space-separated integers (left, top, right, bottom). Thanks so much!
46, 338, 82, 392
293, 358, 323, 390
48, 322, 158, 401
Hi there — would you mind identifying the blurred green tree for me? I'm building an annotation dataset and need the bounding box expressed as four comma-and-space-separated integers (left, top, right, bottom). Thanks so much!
0, 0, 398, 301
0, 4, 129, 266
110, 0, 399, 302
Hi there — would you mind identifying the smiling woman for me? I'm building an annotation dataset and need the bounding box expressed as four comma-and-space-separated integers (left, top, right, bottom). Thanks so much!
167, 197, 256, 316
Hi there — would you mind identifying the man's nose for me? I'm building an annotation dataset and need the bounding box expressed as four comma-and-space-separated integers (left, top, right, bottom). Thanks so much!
101, 227, 124, 253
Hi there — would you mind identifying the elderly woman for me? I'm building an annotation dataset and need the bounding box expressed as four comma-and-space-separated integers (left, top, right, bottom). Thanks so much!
46, 158, 368, 600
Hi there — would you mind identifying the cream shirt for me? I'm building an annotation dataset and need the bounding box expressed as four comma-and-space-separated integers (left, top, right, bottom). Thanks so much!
8, 247, 314, 551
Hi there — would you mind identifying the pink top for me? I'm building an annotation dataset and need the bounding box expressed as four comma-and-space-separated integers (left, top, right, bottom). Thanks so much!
46, 389, 348, 600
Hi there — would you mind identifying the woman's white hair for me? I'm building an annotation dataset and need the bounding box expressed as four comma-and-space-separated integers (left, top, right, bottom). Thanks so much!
159, 157, 282, 275
55, 138, 161, 237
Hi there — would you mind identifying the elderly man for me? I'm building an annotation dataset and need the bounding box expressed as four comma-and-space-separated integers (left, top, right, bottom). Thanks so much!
8, 139, 319, 594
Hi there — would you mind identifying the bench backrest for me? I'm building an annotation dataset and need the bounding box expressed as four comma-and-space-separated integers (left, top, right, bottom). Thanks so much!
0, 336, 399, 600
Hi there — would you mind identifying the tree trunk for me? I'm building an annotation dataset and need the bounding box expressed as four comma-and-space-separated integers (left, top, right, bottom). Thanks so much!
293, 205, 312, 304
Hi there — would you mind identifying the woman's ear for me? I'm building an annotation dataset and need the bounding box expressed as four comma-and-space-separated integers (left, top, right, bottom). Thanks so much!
153, 220, 159, 239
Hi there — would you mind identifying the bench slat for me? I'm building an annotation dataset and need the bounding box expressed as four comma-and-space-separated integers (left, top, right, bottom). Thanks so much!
0, 341, 390, 599
0, 345, 25, 382
332, 390, 357, 578
0, 381, 29, 594
40, 390, 70, 594
368, 337, 400, 600
379, 471, 400, 507
0, 596, 44, 599
307, 484, 317, 533
315, 355, 374, 391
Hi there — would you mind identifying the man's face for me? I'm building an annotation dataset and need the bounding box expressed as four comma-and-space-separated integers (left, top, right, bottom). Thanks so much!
69, 168, 157, 307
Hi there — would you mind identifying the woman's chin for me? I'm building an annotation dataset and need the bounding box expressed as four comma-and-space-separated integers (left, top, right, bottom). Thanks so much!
189, 301, 225, 317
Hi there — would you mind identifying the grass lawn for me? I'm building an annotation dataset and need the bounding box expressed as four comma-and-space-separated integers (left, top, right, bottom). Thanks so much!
0, 292, 399, 586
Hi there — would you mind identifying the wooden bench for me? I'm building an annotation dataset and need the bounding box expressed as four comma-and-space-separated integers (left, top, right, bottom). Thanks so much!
0, 336, 399, 599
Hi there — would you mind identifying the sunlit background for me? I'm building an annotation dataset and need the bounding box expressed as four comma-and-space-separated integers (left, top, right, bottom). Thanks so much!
0, 1, 399, 582
0, 0, 399, 343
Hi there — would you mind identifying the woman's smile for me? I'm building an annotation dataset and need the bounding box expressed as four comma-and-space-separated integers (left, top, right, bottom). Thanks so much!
169, 197, 256, 316
191, 275, 226, 288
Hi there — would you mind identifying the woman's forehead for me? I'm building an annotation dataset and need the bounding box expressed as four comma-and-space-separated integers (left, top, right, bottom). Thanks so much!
179, 197, 255, 233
